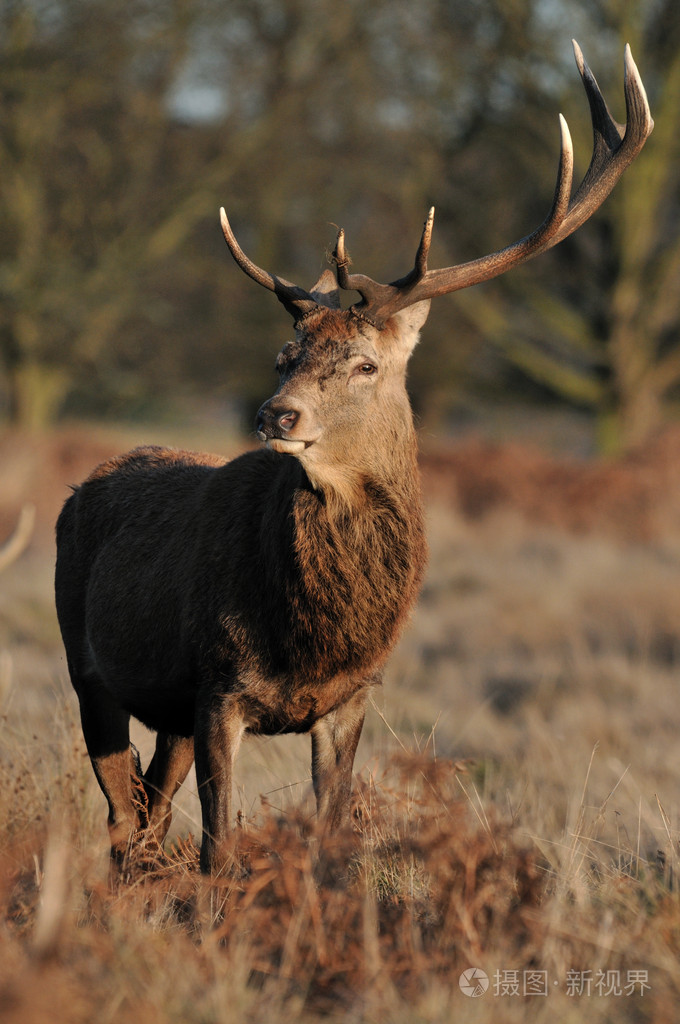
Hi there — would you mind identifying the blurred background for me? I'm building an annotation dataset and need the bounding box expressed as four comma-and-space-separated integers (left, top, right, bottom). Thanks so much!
1, 0, 678, 454
3, 8, 680, 1015
3, 1, 680, 973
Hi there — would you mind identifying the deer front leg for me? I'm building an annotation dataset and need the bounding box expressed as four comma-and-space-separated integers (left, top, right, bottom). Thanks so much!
194, 690, 244, 874
311, 687, 367, 832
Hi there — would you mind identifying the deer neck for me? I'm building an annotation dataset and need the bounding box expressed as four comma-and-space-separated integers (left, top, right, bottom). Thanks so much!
300, 398, 421, 512
282, 442, 426, 684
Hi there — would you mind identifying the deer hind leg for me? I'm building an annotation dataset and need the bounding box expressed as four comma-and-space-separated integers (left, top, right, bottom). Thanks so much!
311, 687, 367, 833
74, 673, 142, 866
142, 733, 194, 846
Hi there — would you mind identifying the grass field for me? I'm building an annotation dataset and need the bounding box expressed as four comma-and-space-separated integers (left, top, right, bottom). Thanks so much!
1, 424, 680, 1023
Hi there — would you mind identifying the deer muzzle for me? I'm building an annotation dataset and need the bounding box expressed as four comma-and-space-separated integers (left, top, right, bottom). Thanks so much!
256, 400, 318, 455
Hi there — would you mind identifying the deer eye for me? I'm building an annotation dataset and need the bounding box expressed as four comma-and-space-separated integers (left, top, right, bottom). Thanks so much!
349, 358, 378, 382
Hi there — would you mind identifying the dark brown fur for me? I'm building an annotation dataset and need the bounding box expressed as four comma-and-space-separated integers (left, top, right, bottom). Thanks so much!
55, 299, 428, 873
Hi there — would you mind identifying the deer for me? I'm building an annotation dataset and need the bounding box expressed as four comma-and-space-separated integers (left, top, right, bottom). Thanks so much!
55, 43, 652, 875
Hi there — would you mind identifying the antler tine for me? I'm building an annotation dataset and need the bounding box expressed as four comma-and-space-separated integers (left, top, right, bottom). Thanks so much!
333, 227, 388, 312
332, 209, 437, 326
220, 208, 318, 322
550, 41, 654, 243
415, 206, 434, 275
391, 206, 435, 287
338, 43, 652, 329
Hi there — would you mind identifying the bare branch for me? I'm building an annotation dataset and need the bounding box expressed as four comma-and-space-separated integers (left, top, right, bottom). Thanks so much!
0, 504, 36, 573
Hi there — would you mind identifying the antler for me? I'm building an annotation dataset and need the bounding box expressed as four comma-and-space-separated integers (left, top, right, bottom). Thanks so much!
219, 208, 319, 322
335, 41, 654, 328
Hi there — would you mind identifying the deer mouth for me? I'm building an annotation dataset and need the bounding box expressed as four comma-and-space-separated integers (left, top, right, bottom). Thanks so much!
267, 437, 308, 455
260, 434, 317, 456
255, 422, 315, 455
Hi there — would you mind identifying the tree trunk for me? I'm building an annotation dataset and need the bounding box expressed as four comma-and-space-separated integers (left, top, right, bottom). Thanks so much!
4, 360, 69, 431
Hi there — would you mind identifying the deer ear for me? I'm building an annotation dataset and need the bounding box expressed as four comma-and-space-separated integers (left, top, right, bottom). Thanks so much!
309, 269, 341, 309
388, 300, 431, 350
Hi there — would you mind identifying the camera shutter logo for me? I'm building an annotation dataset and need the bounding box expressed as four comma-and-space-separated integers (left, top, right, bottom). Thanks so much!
459, 968, 490, 997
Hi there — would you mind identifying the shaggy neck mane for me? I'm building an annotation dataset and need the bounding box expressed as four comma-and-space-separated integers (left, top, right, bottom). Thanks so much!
261, 442, 426, 685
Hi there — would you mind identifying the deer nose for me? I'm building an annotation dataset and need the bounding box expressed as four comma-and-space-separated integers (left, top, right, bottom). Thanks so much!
256, 403, 300, 440
277, 409, 299, 431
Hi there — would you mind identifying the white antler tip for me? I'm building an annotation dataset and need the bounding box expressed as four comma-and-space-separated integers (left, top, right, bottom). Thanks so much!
623, 44, 654, 134
623, 42, 639, 83
334, 227, 346, 261
572, 39, 584, 73
557, 112, 573, 154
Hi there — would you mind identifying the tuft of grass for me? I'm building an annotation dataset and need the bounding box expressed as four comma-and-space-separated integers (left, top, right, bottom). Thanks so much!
2, 730, 680, 1023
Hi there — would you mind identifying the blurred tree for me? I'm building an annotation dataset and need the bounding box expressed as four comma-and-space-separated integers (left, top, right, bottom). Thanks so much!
0, 0, 221, 426
0, 0, 464, 427
0, 0, 676, 451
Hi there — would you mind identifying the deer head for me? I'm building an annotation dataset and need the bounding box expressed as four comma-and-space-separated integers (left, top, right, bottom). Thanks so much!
245, 279, 430, 495
220, 42, 653, 492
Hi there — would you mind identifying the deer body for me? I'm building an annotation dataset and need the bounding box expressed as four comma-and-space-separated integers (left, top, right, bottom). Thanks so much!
59, 443, 424, 729
56, 304, 427, 872
55, 43, 652, 873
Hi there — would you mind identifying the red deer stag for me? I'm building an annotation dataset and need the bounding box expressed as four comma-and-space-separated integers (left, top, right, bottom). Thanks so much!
55, 43, 652, 875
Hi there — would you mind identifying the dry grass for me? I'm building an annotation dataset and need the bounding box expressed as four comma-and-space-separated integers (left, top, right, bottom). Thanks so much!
2, 424, 680, 1022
